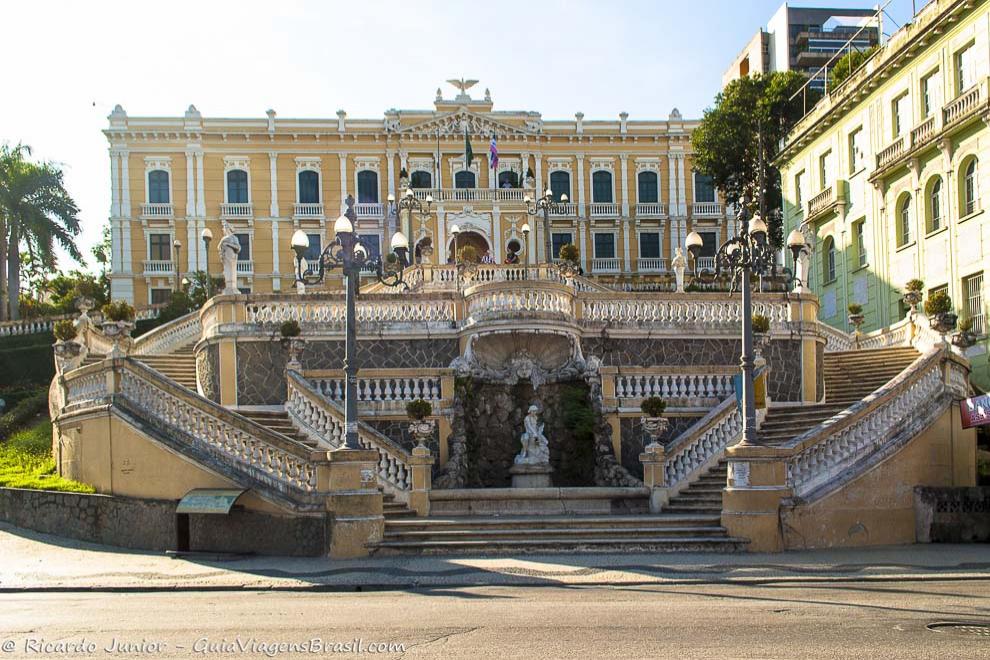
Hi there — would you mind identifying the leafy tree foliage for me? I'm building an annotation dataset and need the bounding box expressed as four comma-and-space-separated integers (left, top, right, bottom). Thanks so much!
830, 46, 878, 88
692, 72, 814, 248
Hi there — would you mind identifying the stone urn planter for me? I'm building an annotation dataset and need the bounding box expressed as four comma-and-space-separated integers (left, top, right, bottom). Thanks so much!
53, 340, 85, 373
408, 419, 436, 449
285, 337, 305, 372
930, 312, 959, 335
101, 320, 135, 359
640, 415, 670, 450
952, 331, 977, 349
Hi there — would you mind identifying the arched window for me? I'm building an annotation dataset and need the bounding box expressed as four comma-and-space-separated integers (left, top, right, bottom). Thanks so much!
410, 171, 431, 189
226, 170, 248, 204
637, 171, 659, 203
498, 170, 519, 188
148, 170, 170, 204
357, 170, 379, 203
694, 173, 716, 203
927, 177, 942, 233
549, 171, 570, 202
592, 170, 613, 203
454, 170, 476, 189
823, 237, 836, 283
298, 170, 320, 204
964, 158, 978, 216
897, 193, 912, 247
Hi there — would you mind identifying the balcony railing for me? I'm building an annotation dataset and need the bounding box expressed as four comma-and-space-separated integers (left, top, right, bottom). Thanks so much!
142, 260, 175, 275
695, 256, 716, 271
355, 202, 384, 218
549, 203, 577, 216
807, 185, 834, 218
876, 136, 905, 170
294, 203, 324, 218
910, 116, 936, 148
409, 188, 528, 203
589, 202, 619, 217
635, 203, 667, 217
592, 257, 620, 272
236, 260, 254, 275
692, 202, 722, 217
943, 82, 984, 128
637, 257, 667, 272
220, 203, 253, 219
140, 203, 173, 218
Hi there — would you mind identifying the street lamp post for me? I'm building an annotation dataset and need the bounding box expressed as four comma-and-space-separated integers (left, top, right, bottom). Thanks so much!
392, 189, 433, 262
172, 239, 182, 292
290, 195, 413, 450
525, 188, 566, 264
200, 228, 213, 295
521, 223, 531, 266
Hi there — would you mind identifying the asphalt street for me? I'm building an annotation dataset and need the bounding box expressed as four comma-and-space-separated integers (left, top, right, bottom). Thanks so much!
2, 580, 989, 659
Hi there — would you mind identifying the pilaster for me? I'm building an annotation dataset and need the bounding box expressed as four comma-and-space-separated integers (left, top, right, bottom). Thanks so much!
386, 149, 396, 199
676, 154, 687, 216
576, 154, 586, 218
185, 151, 196, 219
721, 443, 793, 552
109, 150, 121, 219
620, 154, 630, 217
326, 449, 384, 559
339, 153, 348, 214
120, 151, 131, 218
269, 152, 279, 217
534, 152, 544, 199
195, 151, 206, 217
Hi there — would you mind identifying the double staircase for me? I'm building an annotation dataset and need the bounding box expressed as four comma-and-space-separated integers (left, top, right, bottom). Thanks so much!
134, 345, 198, 390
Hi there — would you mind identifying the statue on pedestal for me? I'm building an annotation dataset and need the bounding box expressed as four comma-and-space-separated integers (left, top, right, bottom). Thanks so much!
218, 220, 241, 295
514, 404, 549, 465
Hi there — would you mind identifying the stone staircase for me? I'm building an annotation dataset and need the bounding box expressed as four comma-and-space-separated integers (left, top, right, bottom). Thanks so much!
758, 346, 920, 444
664, 460, 728, 515
134, 346, 198, 390
373, 511, 747, 555
239, 409, 320, 449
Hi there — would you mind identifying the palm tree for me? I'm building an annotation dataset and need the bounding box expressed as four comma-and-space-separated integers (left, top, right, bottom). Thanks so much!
0, 145, 81, 319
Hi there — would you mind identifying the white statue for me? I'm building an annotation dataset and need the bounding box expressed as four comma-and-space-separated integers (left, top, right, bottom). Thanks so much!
218, 220, 241, 295
515, 404, 550, 465
672, 247, 687, 293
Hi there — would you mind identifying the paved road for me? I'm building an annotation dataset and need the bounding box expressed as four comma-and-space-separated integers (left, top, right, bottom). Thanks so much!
1, 580, 988, 659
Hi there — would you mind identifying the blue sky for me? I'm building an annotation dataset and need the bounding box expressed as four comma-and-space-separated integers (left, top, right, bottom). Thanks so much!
0, 0, 919, 269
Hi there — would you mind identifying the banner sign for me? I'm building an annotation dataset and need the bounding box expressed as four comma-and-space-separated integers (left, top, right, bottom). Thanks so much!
960, 394, 990, 429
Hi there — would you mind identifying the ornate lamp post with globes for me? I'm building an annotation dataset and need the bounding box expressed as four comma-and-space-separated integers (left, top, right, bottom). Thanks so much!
390, 188, 434, 262
289, 195, 413, 450
525, 188, 567, 264
200, 228, 213, 295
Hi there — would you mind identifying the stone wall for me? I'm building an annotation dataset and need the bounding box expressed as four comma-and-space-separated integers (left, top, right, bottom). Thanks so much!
914, 487, 990, 543
457, 379, 596, 488
196, 343, 220, 403
618, 415, 703, 479
0, 488, 330, 556
234, 338, 460, 406
367, 420, 439, 455
582, 337, 805, 402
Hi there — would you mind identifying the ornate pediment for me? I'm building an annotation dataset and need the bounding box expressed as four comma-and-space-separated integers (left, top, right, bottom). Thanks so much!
398, 109, 532, 138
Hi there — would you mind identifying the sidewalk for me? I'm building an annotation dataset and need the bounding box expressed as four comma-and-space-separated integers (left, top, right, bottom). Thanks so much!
2, 522, 988, 592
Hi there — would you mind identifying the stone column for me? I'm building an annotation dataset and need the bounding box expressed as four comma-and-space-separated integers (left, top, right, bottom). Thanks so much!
271, 219, 281, 291
436, 206, 447, 263
326, 449, 384, 559
386, 149, 396, 199
488, 154, 497, 189
576, 154, 586, 218
185, 151, 196, 219
120, 151, 131, 219
677, 154, 687, 216
269, 152, 279, 217
534, 152, 544, 198
667, 154, 678, 221
620, 154, 630, 217
622, 218, 631, 273
339, 153, 348, 214
109, 150, 121, 219
195, 151, 206, 218
639, 443, 667, 513
492, 206, 502, 261
408, 445, 434, 517
578, 219, 588, 272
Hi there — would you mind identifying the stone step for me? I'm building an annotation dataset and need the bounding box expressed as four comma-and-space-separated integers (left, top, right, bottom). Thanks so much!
372, 536, 748, 555
384, 525, 731, 540
662, 505, 722, 513
385, 513, 722, 531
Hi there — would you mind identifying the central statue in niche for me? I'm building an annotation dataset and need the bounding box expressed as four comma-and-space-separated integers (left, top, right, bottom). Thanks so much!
510, 403, 553, 488
514, 404, 549, 465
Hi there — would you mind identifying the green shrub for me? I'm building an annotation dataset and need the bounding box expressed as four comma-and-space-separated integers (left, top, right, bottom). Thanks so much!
405, 399, 433, 420
101, 300, 135, 322
924, 290, 952, 316
847, 303, 863, 315
905, 278, 924, 293
53, 319, 77, 342
458, 245, 479, 264
752, 314, 771, 334
829, 45, 878, 87
0, 420, 95, 493
959, 317, 974, 333
0, 344, 54, 388
0, 390, 49, 439
279, 320, 301, 338
640, 396, 667, 417
559, 243, 580, 263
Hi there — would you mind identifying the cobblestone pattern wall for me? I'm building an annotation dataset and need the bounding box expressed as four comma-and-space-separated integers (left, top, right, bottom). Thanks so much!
581, 337, 804, 402
817, 343, 826, 402
618, 415, 703, 479
234, 339, 460, 406
914, 487, 990, 543
0, 488, 329, 556
196, 344, 221, 403
367, 420, 439, 456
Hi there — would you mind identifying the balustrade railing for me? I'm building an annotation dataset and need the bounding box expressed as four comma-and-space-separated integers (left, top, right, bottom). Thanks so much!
664, 396, 742, 491
549, 203, 577, 216
293, 203, 324, 218
464, 286, 574, 323
0, 313, 76, 337
876, 137, 905, 170
308, 372, 443, 404
910, 116, 936, 147
236, 260, 254, 274
131, 310, 202, 356
581, 296, 790, 328
140, 203, 173, 218
592, 257, 620, 272
615, 371, 735, 403
943, 81, 984, 127
143, 260, 175, 275
808, 185, 836, 217
355, 202, 383, 218
636, 257, 667, 272
692, 202, 722, 217
244, 297, 456, 329
635, 203, 667, 217
785, 348, 965, 499
589, 202, 619, 217
220, 203, 253, 218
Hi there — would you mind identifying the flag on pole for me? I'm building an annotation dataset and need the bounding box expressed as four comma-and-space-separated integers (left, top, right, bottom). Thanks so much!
464, 126, 474, 169
489, 134, 498, 172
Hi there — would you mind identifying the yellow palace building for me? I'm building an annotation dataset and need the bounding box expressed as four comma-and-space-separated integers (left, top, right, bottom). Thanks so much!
104, 82, 731, 305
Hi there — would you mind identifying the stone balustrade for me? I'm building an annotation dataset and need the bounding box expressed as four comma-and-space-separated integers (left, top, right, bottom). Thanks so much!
240, 295, 457, 330
876, 137, 906, 171
308, 371, 444, 404
464, 281, 575, 326
131, 311, 202, 356
943, 79, 986, 128
62, 363, 110, 412
613, 369, 736, 404
663, 396, 742, 491
286, 370, 346, 447
581, 295, 791, 328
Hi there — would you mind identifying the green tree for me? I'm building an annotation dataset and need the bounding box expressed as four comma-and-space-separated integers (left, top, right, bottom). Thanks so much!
830, 46, 877, 88
0, 144, 82, 319
691, 72, 814, 248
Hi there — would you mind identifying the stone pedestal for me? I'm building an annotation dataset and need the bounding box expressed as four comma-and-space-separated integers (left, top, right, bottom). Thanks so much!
720, 443, 792, 552
326, 449, 383, 559
408, 445, 435, 517
510, 463, 553, 488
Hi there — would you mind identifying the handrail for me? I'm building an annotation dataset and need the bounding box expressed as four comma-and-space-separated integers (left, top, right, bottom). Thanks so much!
131, 310, 202, 355
784, 347, 967, 500
663, 395, 741, 492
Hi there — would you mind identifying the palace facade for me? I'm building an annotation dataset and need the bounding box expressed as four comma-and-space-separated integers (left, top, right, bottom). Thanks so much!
104, 84, 731, 305
777, 0, 990, 388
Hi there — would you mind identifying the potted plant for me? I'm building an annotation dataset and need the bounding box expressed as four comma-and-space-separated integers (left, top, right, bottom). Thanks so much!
640, 396, 669, 449
903, 279, 924, 311
99, 300, 136, 359
52, 319, 85, 369
953, 316, 978, 348
924, 290, 957, 335
847, 303, 865, 331
279, 320, 304, 371
405, 399, 435, 448
558, 243, 579, 265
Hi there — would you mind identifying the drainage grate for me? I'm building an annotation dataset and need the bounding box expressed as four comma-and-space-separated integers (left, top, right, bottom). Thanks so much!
927, 622, 990, 637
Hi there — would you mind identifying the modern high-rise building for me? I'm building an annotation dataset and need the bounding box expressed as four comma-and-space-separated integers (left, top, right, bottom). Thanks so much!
723, 3, 880, 89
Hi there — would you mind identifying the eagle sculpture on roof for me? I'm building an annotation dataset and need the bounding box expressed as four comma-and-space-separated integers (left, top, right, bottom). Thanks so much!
446, 78, 479, 95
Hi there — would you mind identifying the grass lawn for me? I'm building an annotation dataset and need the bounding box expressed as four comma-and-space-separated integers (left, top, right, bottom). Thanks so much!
0, 419, 94, 493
